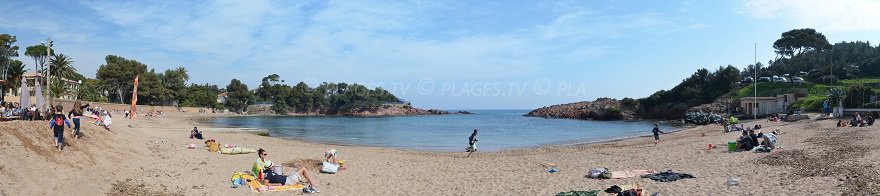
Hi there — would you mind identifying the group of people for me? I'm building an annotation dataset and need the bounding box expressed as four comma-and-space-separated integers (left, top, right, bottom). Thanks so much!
43, 100, 119, 151
249, 148, 350, 193
0, 101, 53, 121
837, 112, 875, 127
733, 125, 780, 152
46, 100, 104, 150
0, 102, 23, 118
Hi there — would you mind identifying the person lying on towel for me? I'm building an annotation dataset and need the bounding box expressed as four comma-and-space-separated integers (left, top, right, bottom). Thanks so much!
253, 148, 320, 193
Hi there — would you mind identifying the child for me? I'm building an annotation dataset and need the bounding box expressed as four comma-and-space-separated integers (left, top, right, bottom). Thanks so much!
49, 105, 71, 151
101, 111, 113, 131
652, 123, 664, 144
466, 129, 478, 157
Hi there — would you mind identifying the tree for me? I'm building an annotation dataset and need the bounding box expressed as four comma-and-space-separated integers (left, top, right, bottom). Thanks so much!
161, 66, 189, 101
224, 79, 253, 114
95, 55, 147, 103
0, 34, 19, 80
48, 78, 68, 100
741, 62, 766, 78
180, 83, 220, 107
24, 44, 53, 78
255, 74, 282, 102
6, 60, 25, 95
773, 28, 832, 60
48, 53, 77, 81
138, 69, 173, 105
77, 78, 107, 102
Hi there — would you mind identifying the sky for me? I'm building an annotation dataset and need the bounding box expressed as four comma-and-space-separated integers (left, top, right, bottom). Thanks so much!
2, 0, 880, 110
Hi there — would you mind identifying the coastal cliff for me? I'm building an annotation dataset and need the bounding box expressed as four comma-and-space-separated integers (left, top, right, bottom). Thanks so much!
525, 97, 638, 121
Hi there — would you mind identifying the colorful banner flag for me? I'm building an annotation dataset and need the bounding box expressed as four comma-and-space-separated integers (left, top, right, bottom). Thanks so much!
130, 74, 139, 120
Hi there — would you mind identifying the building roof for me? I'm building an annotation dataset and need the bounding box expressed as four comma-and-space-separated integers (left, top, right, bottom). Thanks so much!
740, 97, 781, 101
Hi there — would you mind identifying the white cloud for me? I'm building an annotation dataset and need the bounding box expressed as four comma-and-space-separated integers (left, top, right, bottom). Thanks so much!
740, 0, 880, 32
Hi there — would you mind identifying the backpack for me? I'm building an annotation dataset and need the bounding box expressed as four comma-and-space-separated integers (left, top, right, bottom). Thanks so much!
589, 168, 611, 179
54, 115, 64, 126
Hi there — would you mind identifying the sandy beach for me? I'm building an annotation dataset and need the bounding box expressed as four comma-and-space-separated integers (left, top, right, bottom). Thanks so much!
2, 112, 879, 195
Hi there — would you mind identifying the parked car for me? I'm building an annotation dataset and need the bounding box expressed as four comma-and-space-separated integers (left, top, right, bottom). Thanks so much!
758, 77, 771, 83
772, 76, 788, 83
792, 77, 805, 84
739, 77, 754, 86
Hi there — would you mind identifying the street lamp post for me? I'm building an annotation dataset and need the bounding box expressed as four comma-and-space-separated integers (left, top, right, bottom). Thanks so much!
754, 43, 757, 120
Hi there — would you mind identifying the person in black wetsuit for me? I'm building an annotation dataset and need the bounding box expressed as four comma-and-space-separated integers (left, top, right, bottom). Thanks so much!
652, 123, 664, 144
466, 129, 478, 157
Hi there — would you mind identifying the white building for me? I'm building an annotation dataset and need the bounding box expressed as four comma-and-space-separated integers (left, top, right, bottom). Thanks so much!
740, 93, 800, 116
5, 72, 81, 101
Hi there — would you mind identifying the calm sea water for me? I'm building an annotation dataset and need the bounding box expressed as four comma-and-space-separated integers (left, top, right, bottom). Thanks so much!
208, 110, 675, 152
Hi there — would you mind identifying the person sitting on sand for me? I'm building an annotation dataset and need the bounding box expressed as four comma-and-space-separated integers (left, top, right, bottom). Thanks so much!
851, 112, 863, 127
324, 149, 347, 171
652, 123, 664, 144
49, 105, 71, 151
747, 129, 763, 147
735, 131, 752, 151
867, 114, 875, 126
190, 127, 204, 139
252, 148, 319, 193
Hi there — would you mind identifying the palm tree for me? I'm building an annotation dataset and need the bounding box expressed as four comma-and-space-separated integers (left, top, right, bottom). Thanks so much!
48, 78, 68, 99
6, 60, 26, 95
175, 66, 189, 81
49, 53, 76, 81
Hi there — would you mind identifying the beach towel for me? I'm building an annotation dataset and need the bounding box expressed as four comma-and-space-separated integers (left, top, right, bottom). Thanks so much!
611, 170, 656, 179
219, 146, 256, 155
243, 174, 306, 193
555, 190, 599, 196
641, 171, 695, 182
84, 114, 99, 119
604, 184, 649, 196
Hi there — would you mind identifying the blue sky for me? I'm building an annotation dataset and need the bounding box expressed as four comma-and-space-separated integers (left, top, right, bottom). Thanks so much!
2, 0, 880, 109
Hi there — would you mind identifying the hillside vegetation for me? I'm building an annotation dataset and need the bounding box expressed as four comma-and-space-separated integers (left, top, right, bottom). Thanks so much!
530, 28, 880, 120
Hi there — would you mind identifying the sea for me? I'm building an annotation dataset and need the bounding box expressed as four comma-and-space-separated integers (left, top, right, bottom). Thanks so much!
207, 109, 676, 152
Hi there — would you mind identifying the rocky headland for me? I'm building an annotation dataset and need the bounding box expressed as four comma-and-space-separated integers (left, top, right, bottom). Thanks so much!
525, 97, 638, 121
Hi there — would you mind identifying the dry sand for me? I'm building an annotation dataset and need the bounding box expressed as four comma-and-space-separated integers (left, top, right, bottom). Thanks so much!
1, 112, 879, 195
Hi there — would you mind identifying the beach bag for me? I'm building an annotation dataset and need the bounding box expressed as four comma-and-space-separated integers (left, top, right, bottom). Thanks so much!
321, 162, 339, 174
600, 171, 612, 179
206, 140, 219, 152
589, 168, 610, 179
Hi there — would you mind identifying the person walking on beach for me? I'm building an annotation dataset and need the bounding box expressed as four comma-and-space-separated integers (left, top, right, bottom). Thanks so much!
466, 129, 478, 157
67, 100, 89, 139
652, 123, 664, 144
49, 105, 71, 151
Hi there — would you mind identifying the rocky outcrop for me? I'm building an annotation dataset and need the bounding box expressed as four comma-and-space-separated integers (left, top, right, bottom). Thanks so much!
348, 107, 453, 116
526, 97, 638, 121
686, 97, 733, 114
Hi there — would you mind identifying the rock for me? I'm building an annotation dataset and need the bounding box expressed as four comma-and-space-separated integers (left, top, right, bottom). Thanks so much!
784, 114, 810, 122
525, 97, 637, 121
